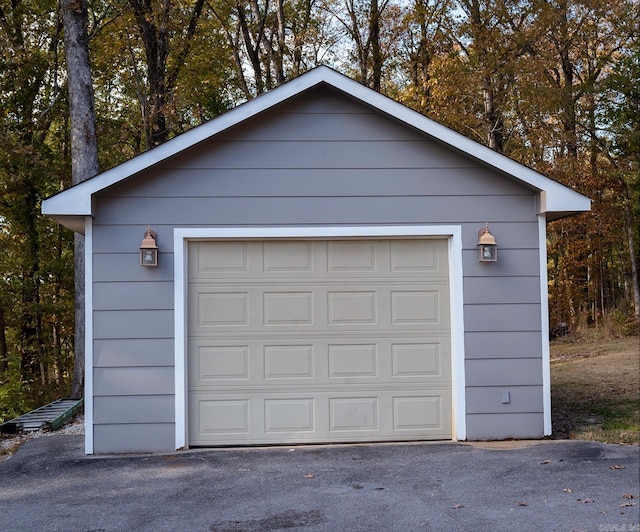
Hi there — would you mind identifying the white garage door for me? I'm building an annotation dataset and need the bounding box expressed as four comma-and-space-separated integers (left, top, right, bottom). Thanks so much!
187, 239, 452, 446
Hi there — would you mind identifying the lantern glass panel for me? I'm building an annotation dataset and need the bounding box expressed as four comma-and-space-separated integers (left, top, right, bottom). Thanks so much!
141, 248, 158, 266
477, 244, 497, 262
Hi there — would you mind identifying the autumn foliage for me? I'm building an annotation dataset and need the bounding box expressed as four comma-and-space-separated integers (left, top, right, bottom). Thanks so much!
0, 0, 638, 420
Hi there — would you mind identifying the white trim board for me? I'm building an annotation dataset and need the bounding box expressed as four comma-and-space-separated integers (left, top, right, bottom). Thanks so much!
173, 225, 466, 449
539, 215, 552, 436
84, 217, 94, 455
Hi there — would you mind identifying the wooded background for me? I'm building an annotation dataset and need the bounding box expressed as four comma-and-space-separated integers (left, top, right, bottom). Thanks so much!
1, 0, 638, 421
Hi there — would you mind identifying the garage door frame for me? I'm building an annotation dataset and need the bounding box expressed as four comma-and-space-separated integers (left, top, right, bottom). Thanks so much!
173, 225, 466, 449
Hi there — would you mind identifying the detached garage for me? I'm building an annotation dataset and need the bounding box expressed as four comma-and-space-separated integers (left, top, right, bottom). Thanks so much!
42, 66, 590, 454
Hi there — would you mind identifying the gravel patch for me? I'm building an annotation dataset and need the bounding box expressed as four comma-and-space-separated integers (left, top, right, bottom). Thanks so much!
0, 414, 84, 463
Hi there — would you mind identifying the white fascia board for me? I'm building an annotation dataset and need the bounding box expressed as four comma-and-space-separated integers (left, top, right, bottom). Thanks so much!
539, 185, 591, 214
41, 65, 590, 218
42, 191, 92, 217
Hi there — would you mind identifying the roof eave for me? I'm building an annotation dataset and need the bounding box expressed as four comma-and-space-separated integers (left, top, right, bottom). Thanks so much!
540, 187, 591, 221
42, 190, 92, 217
46, 215, 87, 234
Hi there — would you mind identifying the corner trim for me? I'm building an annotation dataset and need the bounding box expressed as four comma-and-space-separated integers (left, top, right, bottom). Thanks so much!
538, 215, 552, 436
84, 217, 94, 454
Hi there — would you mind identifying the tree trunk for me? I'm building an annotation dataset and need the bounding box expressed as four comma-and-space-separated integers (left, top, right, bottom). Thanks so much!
61, 0, 100, 400
0, 305, 7, 373
129, 0, 170, 147
291, 0, 312, 77
274, 0, 286, 84
368, 0, 383, 92
482, 75, 503, 152
621, 184, 640, 330
557, 5, 577, 159
462, 0, 504, 152
238, 0, 265, 94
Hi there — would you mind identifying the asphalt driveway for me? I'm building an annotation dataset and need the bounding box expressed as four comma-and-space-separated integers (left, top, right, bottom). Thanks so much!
0, 434, 638, 532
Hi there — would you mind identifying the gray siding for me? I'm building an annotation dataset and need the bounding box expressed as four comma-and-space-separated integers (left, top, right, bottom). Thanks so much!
91, 87, 544, 451
110, 168, 535, 198
465, 413, 544, 440
94, 196, 537, 225
93, 367, 174, 395
94, 396, 174, 423
94, 338, 174, 367
466, 386, 543, 414
93, 424, 175, 454
93, 310, 174, 339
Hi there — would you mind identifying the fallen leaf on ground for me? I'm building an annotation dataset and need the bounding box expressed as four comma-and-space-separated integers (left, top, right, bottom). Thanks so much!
539, 459, 551, 464
305, 473, 314, 478
516, 501, 527, 507
610, 464, 625, 470
619, 502, 636, 508
452, 504, 464, 509
622, 493, 636, 499
563, 488, 572, 493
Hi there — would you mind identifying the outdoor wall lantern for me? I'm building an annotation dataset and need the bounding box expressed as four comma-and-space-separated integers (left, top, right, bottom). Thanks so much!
140, 226, 158, 266
477, 223, 498, 262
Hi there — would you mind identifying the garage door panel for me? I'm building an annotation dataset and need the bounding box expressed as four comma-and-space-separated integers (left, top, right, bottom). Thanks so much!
190, 284, 449, 332
189, 240, 449, 280
327, 291, 377, 324
263, 291, 314, 325
188, 390, 451, 445
190, 337, 451, 387
329, 397, 379, 432
264, 345, 315, 379
392, 342, 444, 378
192, 345, 250, 381
190, 241, 249, 276
327, 240, 377, 271
263, 241, 314, 272
328, 344, 378, 378
195, 291, 248, 327
393, 396, 443, 430
265, 398, 315, 432
391, 290, 443, 325
197, 399, 250, 434
390, 239, 441, 271
188, 239, 452, 446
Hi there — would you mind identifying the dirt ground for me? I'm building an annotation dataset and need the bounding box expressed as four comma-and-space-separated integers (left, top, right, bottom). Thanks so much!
550, 335, 640, 444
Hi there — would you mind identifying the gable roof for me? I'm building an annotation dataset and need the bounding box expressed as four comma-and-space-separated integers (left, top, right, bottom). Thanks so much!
43, 65, 590, 233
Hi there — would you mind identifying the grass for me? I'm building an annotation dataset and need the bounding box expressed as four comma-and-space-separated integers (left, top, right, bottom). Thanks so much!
551, 334, 639, 445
